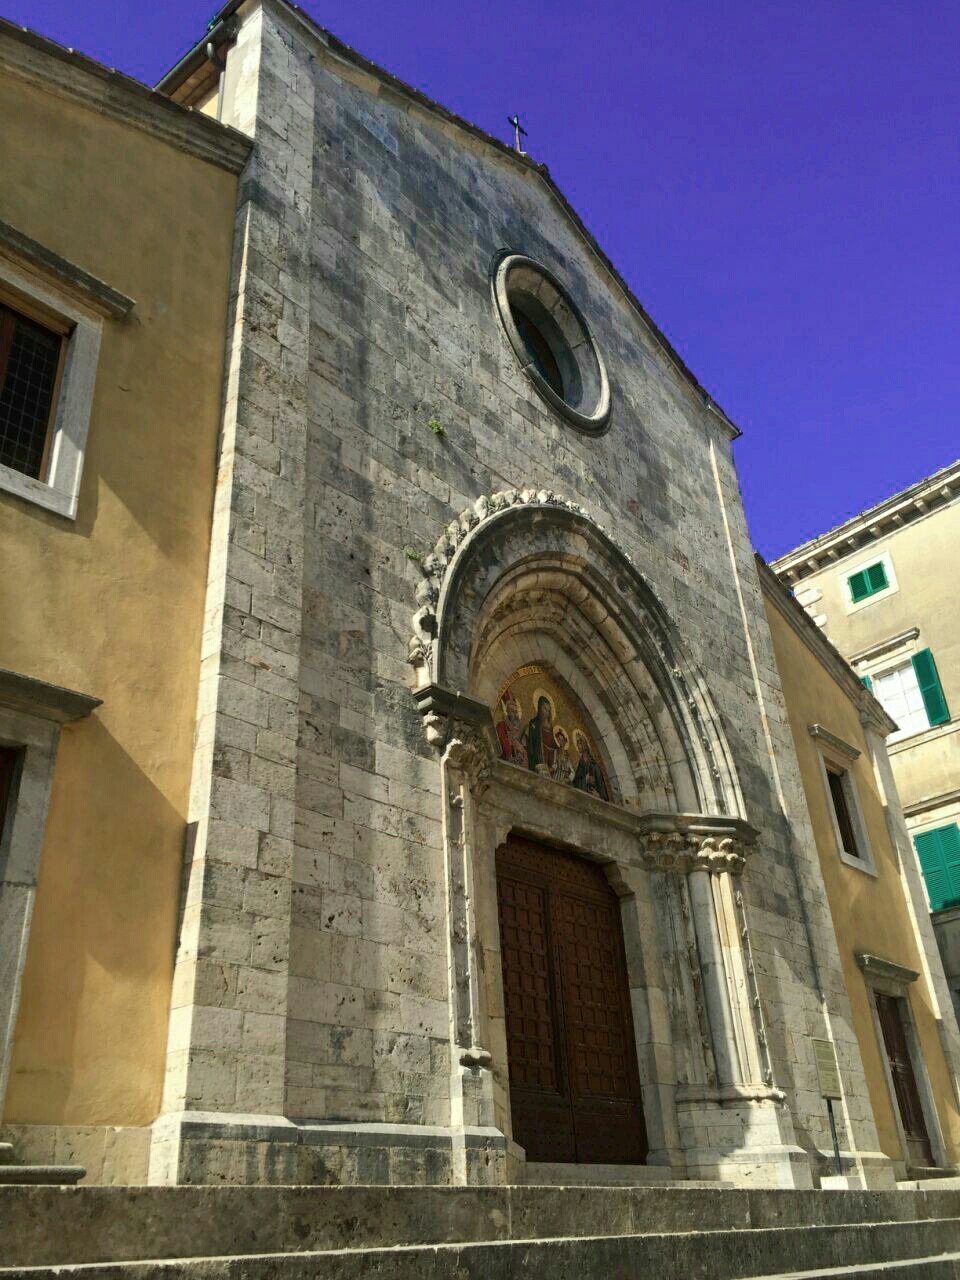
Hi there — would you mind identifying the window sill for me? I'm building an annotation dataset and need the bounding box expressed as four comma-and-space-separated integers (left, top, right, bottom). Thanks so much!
888, 718, 960, 756
838, 847, 879, 877
0, 462, 76, 519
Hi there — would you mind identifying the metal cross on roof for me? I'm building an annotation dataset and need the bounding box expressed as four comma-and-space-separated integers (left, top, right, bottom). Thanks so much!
507, 114, 528, 154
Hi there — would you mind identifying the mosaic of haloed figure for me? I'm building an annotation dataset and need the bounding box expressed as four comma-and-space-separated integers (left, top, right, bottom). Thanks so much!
493, 664, 610, 801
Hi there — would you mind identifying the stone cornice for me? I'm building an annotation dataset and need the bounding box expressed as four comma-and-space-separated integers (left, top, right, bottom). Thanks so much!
903, 786, 960, 820
756, 555, 897, 738
849, 627, 920, 668
855, 952, 919, 987
0, 19, 252, 175
0, 221, 135, 319
0, 667, 101, 723
808, 724, 860, 762
772, 459, 960, 583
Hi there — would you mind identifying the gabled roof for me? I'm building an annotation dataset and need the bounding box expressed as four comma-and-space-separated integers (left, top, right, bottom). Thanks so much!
157, 0, 742, 441
773, 458, 960, 584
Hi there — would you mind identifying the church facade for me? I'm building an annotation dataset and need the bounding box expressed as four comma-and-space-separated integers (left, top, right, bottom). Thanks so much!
4, 0, 958, 1194
144, 0, 899, 1190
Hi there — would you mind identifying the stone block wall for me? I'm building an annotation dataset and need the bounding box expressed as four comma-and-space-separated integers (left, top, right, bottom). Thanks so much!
151, 0, 888, 1185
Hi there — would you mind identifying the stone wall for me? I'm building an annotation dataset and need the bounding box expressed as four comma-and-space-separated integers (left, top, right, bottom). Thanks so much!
151, 0, 890, 1187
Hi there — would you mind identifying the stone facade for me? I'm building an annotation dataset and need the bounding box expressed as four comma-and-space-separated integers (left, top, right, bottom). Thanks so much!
141, 0, 906, 1190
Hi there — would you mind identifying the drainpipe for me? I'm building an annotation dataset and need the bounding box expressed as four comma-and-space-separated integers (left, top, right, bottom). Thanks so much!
206, 17, 240, 122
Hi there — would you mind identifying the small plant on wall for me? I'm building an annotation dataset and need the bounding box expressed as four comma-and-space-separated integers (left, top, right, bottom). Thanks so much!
427, 415, 446, 437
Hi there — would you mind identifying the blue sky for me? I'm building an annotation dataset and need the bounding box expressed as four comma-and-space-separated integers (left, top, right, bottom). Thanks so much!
6, 0, 957, 557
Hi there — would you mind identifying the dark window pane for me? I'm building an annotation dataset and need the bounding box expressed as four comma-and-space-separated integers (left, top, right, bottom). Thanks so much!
511, 306, 564, 399
828, 768, 860, 858
0, 304, 61, 479
0, 746, 21, 835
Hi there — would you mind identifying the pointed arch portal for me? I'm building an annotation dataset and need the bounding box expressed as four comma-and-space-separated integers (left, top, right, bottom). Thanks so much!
409, 491, 798, 1183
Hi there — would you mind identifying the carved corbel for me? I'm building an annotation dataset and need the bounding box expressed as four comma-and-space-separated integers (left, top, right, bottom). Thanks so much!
637, 829, 694, 873
693, 835, 747, 876
412, 682, 494, 756
445, 723, 495, 799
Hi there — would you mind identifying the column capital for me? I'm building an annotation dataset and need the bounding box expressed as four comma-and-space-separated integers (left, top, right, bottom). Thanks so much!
635, 814, 757, 876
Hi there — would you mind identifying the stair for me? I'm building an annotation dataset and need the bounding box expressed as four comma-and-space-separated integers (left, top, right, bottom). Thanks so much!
0, 1137, 84, 1186
2, 1184, 960, 1277
523, 1160, 710, 1185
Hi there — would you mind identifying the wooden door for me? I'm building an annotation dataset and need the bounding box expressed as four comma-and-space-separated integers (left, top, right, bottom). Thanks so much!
875, 992, 934, 1167
496, 836, 647, 1164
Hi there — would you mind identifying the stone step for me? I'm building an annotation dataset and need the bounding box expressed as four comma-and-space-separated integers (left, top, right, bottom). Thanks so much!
4, 1185, 960, 1273
751, 1254, 960, 1279
0, 1164, 85, 1186
3, 1220, 960, 1280
898, 1176, 960, 1191
0, 1145, 13, 1160
522, 1161, 731, 1187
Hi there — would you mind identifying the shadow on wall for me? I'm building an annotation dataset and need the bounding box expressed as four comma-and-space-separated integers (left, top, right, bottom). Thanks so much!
5, 714, 185, 1128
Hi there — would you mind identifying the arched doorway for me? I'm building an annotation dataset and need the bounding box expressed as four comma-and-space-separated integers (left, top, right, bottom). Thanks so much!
409, 491, 783, 1182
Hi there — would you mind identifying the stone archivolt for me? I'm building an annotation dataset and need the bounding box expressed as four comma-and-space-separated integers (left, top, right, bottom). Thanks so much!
409, 487, 590, 676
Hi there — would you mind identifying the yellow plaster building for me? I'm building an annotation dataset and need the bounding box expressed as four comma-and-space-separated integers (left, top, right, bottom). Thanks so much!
773, 464, 960, 1025
0, 21, 250, 1180
760, 559, 960, 1177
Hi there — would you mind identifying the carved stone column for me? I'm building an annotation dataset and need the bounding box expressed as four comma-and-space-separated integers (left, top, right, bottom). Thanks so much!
414, 684, 503, 1185
637, 817, 810, 1186
638, 824, 768, 1089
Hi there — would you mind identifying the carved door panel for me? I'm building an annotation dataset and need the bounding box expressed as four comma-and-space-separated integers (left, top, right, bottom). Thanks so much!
496, 836, 647, 1164
876, 993, 934, 1167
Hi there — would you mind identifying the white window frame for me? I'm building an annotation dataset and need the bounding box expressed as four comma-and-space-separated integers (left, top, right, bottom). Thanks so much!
871, 659, 931, 743
0, 258, 103, 520
0, 668, 100, 1112
843, 549, 898, 614
810, 725, 878, 876
857, 953, 949, 1174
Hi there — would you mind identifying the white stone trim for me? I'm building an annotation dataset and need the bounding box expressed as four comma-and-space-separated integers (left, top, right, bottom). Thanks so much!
859, 961, 951, 1172
808, 723, 860, 762
843, 550, 898, 615
850, 627, 920, 670
0, 668, 100, 1115
888, 715, 960, 758
0, 255, 104, 520
814, 741, 878, 876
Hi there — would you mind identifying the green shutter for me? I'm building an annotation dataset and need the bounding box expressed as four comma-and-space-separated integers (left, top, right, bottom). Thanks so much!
912, 648, 950, 727
860, 674, 873, 691
848, 561, 889, 603
915, 825, 960, 911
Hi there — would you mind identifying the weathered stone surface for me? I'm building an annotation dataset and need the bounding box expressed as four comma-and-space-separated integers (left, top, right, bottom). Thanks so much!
150, 0, 890, 1190
3, 1189, 960, 1280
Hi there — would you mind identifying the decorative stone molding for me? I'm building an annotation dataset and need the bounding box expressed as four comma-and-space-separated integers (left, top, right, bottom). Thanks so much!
855, 953, 919, 988
0, 667, 101, 723
409, 488, 592, 680
808, 724, 860, 762
0, 19, 252, 175
491, 251, 612, 434
635, 816, 756, 876
412, 682, 492, 749
408, 489, 745, 821
0, 221, 135, 319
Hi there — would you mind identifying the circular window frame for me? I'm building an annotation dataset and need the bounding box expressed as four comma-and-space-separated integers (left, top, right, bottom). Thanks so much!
493, 252, 611, 435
